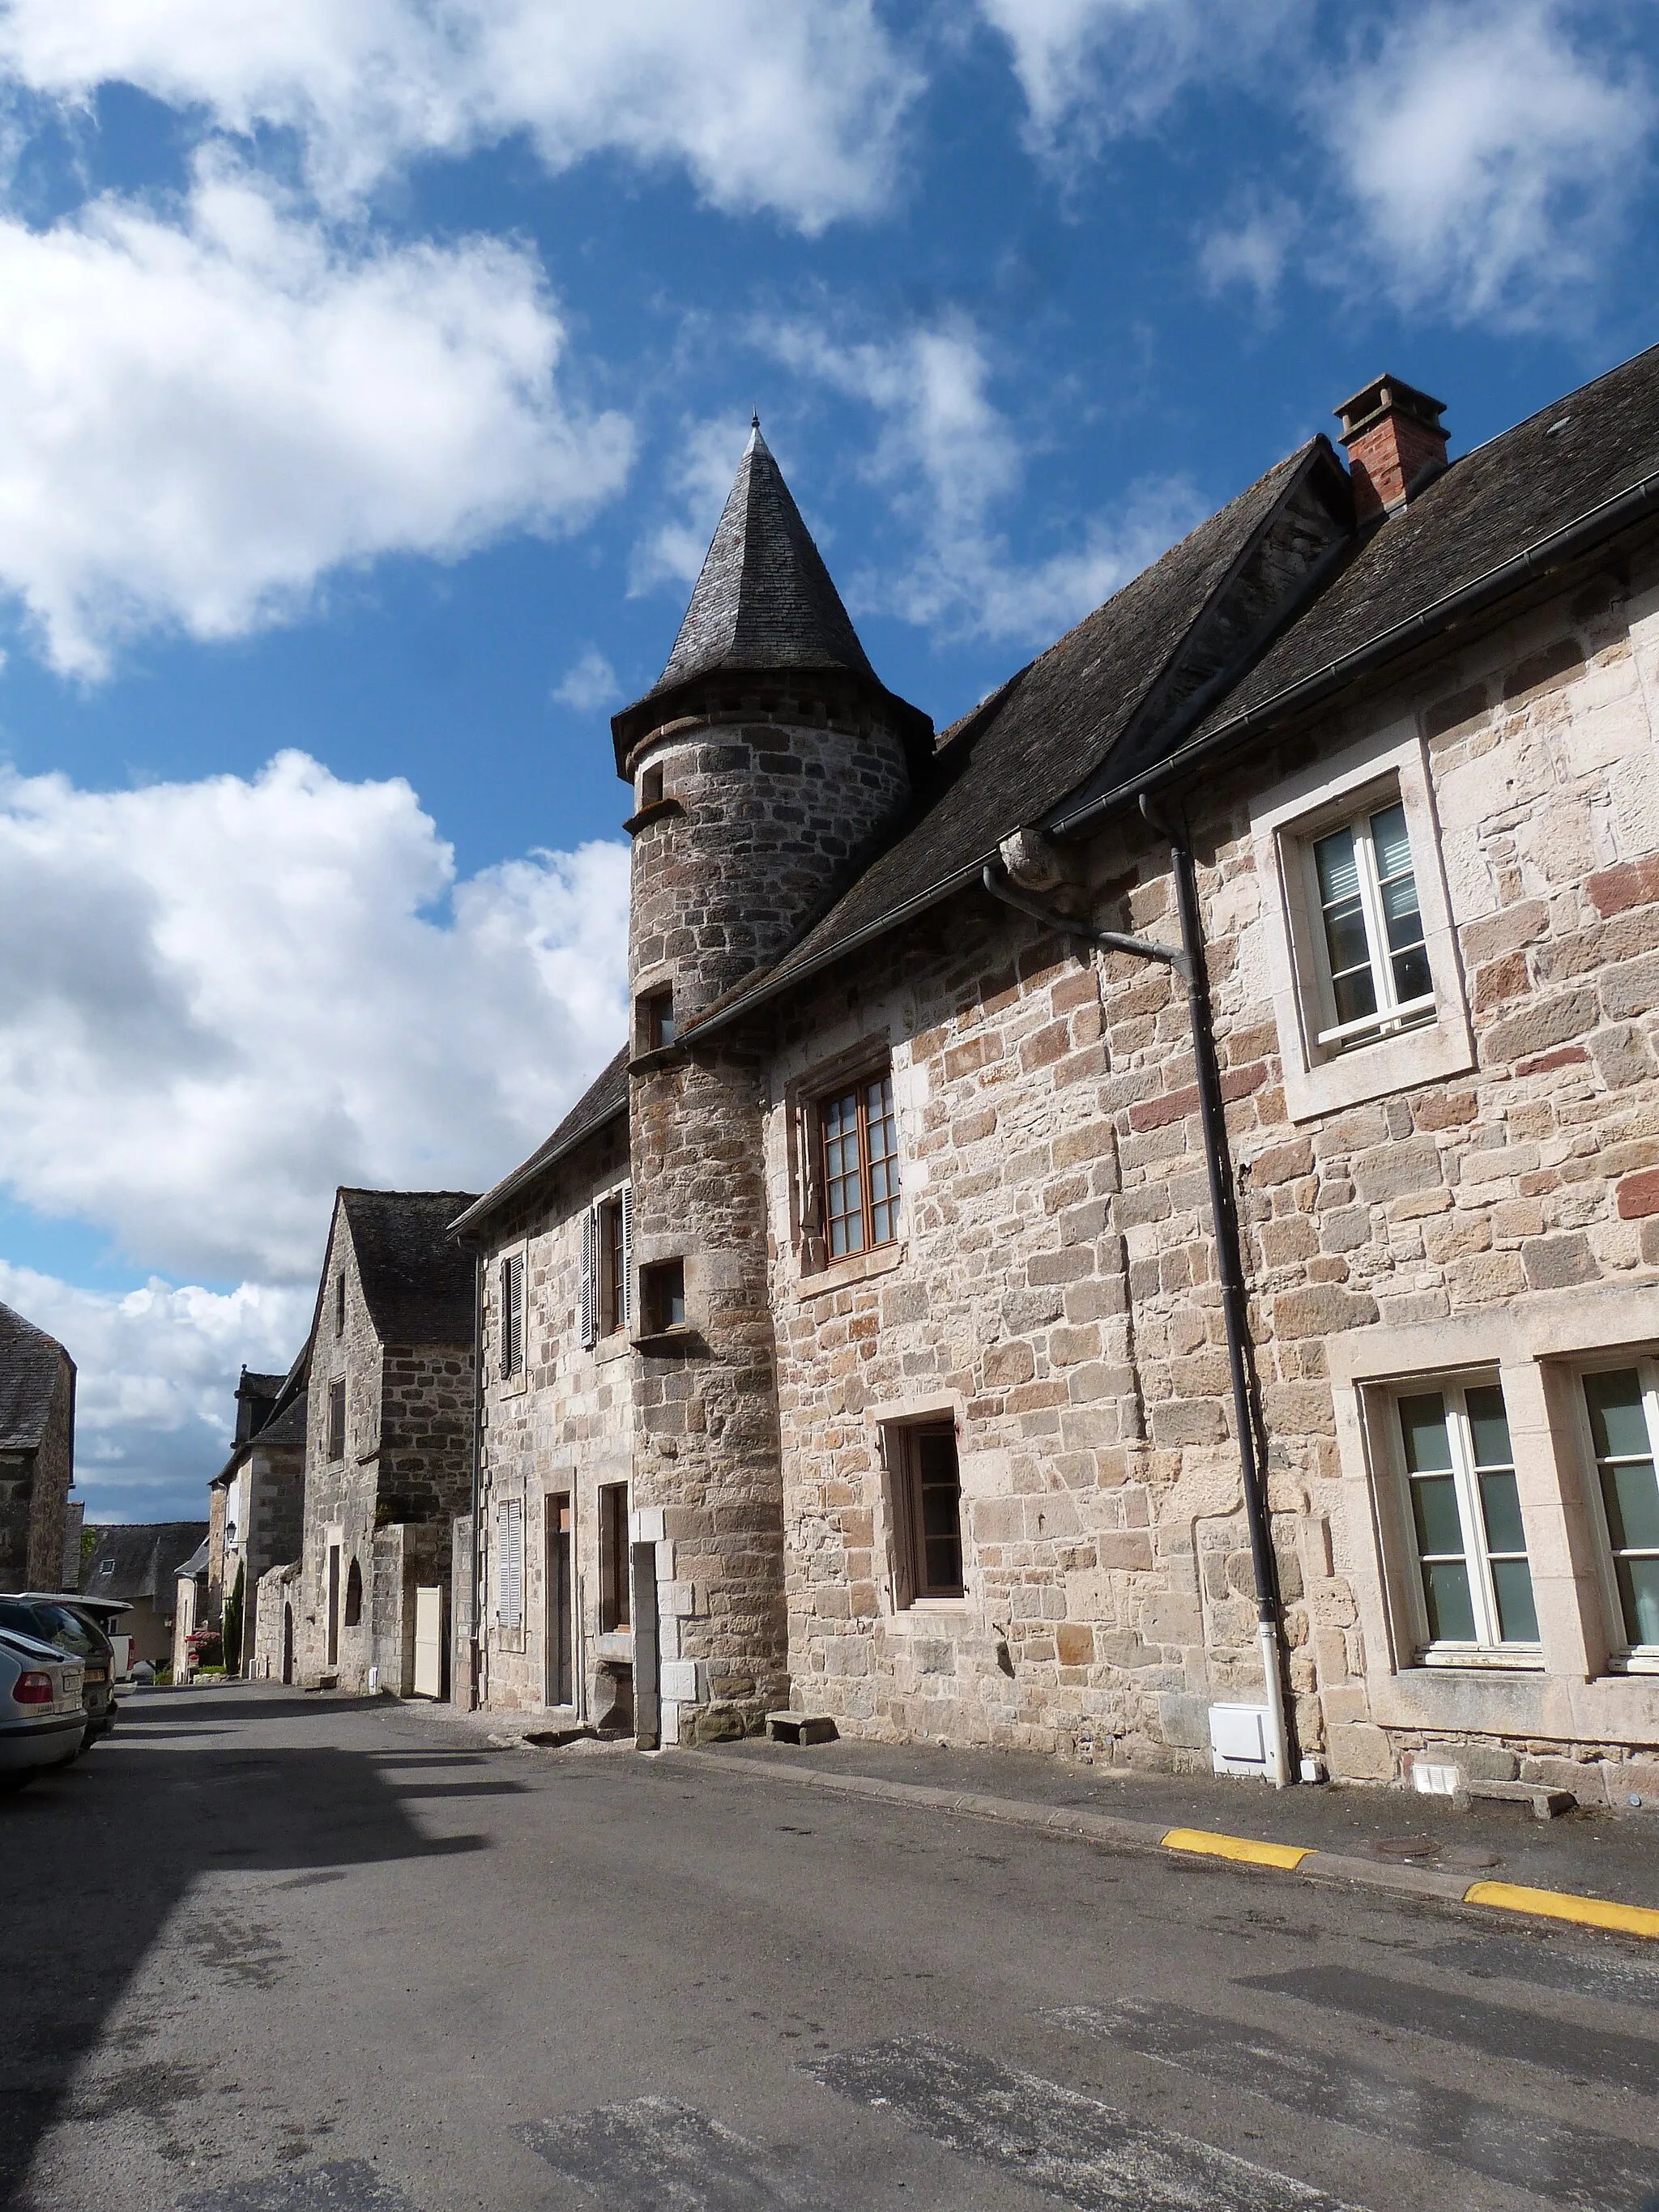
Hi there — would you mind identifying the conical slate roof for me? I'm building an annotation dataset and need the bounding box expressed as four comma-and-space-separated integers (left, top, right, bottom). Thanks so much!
653, 422, 876, 694
612, 424, 928, 769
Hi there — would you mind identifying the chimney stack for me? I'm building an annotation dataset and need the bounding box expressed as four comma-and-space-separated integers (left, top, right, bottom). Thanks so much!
1335, 374, 1448, 523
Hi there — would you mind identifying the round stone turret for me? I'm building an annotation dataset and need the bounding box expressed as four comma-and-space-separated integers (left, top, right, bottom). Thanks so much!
612, 424, 929, 1744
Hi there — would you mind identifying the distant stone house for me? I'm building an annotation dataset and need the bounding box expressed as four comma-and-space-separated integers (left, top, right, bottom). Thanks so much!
0, 1299, 75, 1594
458, 352, 1659, 1809
81, 1522, 208, 1668
295, 1189, 476, 1694
209, 1357, 309, 1677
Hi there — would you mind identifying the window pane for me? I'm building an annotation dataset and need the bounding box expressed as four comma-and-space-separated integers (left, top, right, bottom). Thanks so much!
1391, 944, 1433, 1003
1422, 1559, 1477, 1643
1616, 1557, 1659, 1647
1584, 1369, 1649, 1460
1322, 899, 1371, 978
1601, 1462, 1659, 1552
1464, 1384, 1512, 1470
914, 1430, 963, 1596
1379, 871, 1422, 948
1332, 965, 1379, 1025
1478, 1468, 1527, 1556
1369, 801, 1413, 880
1314, 826, 1360, 904
1490, 1558, 1540, 1643
1398, 1394, 1453, 1473
1412, 1475, 1465, 1558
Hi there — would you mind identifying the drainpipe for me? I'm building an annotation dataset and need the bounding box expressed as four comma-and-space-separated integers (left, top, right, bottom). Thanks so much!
467, 1251, 484, 1711
982, 819, 1294, 1788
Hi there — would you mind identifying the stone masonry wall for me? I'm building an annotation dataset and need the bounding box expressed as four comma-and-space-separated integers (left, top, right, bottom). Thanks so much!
627, 704, 915, 1742
476, 1115, 633, 1716
761, 544, 1659, 1796
297, 1208, 384, 1690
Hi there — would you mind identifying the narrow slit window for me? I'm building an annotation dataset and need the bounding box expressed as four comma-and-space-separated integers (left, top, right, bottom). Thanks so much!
335, 1272, 346, 1337
641, 1259, 685, 1336
1581, 1368, 1659, 1654
1396, 1378, 1538, 1653
326, 1379, 346, 1463
819, 1068, 900, 1260
638, 988, 676, 1055
599, 1482, 631, 1633
1309, 797, 1433, 1055
888, 1421, 965, 1607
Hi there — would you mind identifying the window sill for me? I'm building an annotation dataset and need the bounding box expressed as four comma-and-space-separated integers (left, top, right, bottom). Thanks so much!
622, 797, 684, 836
1281, 1006, 1473, 1124
1607, 1652, 1659, 1676
797, 1241, 906, 1301
630, 1326, 702, 1357
629, 1043, 688, 1074
1415, 1647, 1546, 1673
887, 1599, 972, 1628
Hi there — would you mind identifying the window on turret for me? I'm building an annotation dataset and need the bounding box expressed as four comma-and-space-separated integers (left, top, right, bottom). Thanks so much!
817, 1069, 900, 1260
638, 987, 676, 1055
641, 1259, 686, 1336
640, 765, 664, 808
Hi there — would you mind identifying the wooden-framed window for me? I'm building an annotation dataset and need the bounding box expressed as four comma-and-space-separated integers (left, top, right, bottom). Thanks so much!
1391, 1376, 1539, 1655
499, 1251, 525, 1379
326, 1379, 346, 1462
581, 1187, 632, 1347
885, 1420, 965, 1607
1304, 794, 1434, 1056
1578, 1364, 1659, 1661
598, 1482, 631, 1633
818, 1068, 900, 1260
640, 1259, 685, 1337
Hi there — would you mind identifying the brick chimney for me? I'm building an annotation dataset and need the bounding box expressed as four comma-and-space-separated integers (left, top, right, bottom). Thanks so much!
1335, 374, 1448, 523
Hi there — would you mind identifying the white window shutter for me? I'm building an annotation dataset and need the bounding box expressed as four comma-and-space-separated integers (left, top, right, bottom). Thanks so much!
621, 1183, 633, 1332
581, 1206, 598, 1349
497, 1499, 523, 1630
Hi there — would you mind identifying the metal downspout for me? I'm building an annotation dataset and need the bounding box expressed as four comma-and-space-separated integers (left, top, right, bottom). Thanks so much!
982, 836, 1294, 1788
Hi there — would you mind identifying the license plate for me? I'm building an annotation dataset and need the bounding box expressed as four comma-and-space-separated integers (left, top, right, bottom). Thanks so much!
83, 1668, 107, 1683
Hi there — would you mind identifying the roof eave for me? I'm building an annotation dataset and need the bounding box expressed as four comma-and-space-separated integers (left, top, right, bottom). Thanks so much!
450, 1098, 630, 1242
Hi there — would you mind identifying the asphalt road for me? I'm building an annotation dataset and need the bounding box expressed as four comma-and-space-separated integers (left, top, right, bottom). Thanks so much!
5, 1685, 1659, 2212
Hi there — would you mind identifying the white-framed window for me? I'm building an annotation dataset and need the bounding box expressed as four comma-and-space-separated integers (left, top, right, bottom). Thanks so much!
1307, 797, 1434, 1055
1249, 726, 1473, 1123
1577, 1364, 1659, 1665
1390, 1375, 1541, 1658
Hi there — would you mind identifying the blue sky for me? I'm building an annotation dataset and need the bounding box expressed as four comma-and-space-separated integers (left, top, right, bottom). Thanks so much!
0, 0, 1653, 1519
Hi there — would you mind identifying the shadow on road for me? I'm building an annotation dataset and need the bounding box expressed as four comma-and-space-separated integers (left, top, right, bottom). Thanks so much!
0, 1690, 493, 2209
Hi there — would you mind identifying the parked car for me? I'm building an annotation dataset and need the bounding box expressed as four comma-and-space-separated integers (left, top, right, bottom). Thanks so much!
0, 1626, 85, 1788
62, 1595, 134, 1692
0, 1596, 117, 1750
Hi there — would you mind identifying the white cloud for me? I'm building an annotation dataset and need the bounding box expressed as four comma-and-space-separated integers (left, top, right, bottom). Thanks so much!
762, 316, 1198, 646
1320, 3, 1653, 326
0, 751, 631, 1285
0, 1, 918, 231
1, 1262, 310, 1521
0, 156, 633, 676
628, 416, 755, 600
552, 646, 620, 712
976, 0, 1301, 157
1199, 194, 1302, 307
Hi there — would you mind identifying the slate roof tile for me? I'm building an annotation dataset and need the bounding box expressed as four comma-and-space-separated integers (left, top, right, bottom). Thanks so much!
339, 1190, 480, 1345
0, 1299, 70, 1454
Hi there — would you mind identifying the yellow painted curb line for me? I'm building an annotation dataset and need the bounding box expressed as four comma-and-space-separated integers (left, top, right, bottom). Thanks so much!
1463, 1880, 1659, 1941
1161, 1826, 1309, 1870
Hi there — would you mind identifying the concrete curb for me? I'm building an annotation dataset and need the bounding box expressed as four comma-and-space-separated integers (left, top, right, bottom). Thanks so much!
680, 1749, 1659, 1938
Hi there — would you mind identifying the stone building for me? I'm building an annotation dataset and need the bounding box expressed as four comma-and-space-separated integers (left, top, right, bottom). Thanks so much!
463, 353, 1659, 1804
0, 1298, 76, 1594
79, 1522, 206, 1667
209, 1357, 309, 1676
294, 1189, 476, 1694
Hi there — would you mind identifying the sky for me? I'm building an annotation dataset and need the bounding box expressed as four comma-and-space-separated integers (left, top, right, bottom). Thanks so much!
0, 0, 1656, 1524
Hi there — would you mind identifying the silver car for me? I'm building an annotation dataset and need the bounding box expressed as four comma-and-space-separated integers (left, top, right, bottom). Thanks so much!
0, 1626, 86, 1788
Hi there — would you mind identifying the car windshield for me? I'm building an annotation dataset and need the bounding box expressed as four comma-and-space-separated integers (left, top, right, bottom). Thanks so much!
0, 1599, 100, 1657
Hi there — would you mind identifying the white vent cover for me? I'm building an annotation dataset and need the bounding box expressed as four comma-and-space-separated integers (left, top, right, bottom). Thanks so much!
1209, 1702, 1271, 1775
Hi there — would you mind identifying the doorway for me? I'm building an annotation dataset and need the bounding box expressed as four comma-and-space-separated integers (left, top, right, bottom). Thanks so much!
326, 1543, 340, 1669
545, 1494, 573, 1708
282, 1601, 294, 1685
